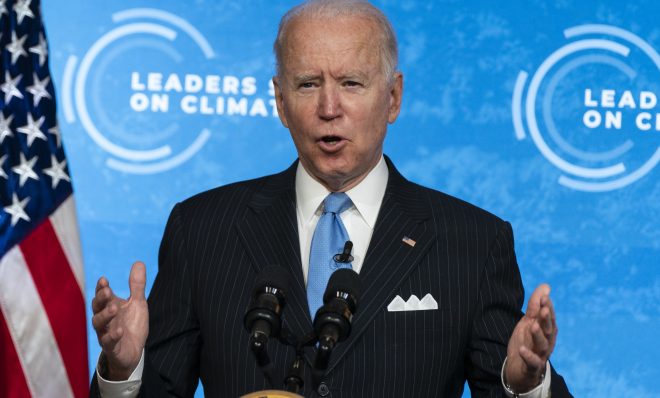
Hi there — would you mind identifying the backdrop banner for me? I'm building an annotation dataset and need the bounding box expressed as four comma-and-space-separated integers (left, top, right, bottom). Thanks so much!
43, 1, 659, 397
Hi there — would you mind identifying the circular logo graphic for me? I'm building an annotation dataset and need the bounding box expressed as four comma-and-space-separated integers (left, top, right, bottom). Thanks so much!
512, 24, 660, 192
61, 8, 277, 175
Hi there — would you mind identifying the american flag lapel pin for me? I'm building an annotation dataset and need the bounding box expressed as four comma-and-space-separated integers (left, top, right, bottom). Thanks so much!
402, 236, 416, 247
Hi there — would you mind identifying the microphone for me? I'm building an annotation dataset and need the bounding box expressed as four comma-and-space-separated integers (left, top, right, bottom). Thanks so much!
312, 268, 362, 375
243, 265, 289, 384
333, 240, 354, 263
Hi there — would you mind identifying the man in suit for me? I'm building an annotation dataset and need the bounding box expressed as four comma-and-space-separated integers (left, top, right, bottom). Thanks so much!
91, 1, 572, 397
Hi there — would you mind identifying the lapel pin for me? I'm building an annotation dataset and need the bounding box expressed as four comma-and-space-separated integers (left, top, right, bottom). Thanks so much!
402, 236, 416, 247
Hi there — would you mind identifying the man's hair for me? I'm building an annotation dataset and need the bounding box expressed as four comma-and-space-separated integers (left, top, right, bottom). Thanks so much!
273, 0, 399, 83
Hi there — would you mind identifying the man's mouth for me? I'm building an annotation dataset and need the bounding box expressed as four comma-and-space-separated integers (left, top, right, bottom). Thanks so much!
321, 135, 342, 144
317, 135, 347, 152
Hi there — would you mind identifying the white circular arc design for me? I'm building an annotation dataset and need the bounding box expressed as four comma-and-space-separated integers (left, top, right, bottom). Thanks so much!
524, 39, 630, 179
74, 23, 176, 161
513, 24, 660, 192
106, 129, 211, 174
112, 8, 216, 59
68, 8, 220, 174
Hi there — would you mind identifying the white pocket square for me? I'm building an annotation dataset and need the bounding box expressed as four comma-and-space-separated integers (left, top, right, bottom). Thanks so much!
387, 293, 438, 312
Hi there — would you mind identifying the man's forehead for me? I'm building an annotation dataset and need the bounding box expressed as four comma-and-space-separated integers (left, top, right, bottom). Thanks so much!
286, 14, 378, 49
281, 15, 381, 71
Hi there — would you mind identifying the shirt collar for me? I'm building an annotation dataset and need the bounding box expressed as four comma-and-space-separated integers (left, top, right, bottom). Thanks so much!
295, 156, 389, 229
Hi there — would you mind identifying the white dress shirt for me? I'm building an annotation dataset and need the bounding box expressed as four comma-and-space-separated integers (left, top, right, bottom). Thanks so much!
295, 156, 388, 284
96, 156, 549, 397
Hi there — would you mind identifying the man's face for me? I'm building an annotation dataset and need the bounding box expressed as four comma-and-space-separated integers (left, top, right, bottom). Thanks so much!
274, 15, 403, 192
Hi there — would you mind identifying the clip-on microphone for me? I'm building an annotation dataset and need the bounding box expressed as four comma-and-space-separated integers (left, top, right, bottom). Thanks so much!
333, 240, 354, 264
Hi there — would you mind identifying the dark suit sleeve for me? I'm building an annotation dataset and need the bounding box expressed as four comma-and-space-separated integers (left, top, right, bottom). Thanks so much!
89, 204, 200, 398
465, 221, 573, 397
141, 203, 201, 397
466, 221, 525, 396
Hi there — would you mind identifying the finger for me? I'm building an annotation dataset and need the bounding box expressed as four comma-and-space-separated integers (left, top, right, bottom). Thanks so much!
538, 305, 552, 335
95, 276, 110, 295
129, 261, 147, 301
519, 345, 546, 374
91, 302, 118, 332
541, 294, 557, 333
99, 325, 124, 352
530, 321, 550, 357
544, 302, 558, 352
526, 283, 551, 317
91, 286, 114, 314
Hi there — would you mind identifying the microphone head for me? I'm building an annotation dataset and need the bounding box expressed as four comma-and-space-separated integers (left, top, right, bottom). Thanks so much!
254, 265, 290, 298
323, 268, 361, 311
244, 265, 290, 336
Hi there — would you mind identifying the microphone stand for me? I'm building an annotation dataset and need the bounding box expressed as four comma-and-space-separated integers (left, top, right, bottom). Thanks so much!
283, 243, 356, 392
248, 245, 358, 394
249, 328, 275, 387
281, 329, 317, 394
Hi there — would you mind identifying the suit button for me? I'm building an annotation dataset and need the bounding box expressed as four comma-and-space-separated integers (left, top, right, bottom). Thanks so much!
317, 382, 330, 397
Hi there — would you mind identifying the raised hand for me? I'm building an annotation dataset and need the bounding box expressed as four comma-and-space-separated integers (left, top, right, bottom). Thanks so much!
505, 284, 557, 393
91, 261, 149, 380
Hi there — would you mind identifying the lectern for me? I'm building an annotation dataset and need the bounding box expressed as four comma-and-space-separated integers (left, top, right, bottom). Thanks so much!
240, 390, 303, 398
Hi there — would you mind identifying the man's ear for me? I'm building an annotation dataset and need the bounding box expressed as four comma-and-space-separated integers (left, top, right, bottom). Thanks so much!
273, 76, 289, 128
387, 72, 403, 124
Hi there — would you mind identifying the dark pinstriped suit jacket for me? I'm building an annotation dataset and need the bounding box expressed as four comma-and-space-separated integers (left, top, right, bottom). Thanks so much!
91, 157, 571, 397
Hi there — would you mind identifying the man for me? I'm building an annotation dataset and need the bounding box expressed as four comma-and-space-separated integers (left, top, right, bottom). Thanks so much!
91, 1, 572, 397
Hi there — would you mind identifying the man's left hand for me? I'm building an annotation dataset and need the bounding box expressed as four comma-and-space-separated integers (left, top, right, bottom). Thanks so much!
505, 284, 557, 393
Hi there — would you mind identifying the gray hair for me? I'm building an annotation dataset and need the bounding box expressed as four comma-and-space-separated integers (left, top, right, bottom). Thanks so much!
273, 0, 399, 83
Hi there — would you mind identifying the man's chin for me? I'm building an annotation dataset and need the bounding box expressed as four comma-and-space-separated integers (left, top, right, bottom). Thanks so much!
301, 161, 350, 191
303, 153, 381, 191
316, 167, 371, 192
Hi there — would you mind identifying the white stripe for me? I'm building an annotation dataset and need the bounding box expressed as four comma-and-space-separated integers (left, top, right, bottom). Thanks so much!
0, 247, 75, 398
50, 195, 85, 295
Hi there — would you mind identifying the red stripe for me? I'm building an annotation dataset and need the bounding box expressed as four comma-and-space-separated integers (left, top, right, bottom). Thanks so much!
0, 312, 32, 398
20, 218, 89, 398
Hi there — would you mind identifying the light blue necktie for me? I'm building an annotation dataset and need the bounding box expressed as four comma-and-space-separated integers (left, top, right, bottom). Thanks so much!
307, 192, 353, 318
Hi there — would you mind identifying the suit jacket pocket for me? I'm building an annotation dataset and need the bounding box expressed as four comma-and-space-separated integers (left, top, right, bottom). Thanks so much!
363, 308, 463, 390
383, 307, 456, 338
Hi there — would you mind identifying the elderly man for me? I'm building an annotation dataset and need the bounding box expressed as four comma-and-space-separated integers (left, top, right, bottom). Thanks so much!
91, 1, 572, 397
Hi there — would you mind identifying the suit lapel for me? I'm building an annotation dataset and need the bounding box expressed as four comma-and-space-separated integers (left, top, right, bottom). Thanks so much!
325, 157, 437, 373
235, 162, 314, 342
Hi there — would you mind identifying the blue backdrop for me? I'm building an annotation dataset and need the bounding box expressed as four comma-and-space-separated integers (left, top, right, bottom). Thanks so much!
43, 1, 659, 396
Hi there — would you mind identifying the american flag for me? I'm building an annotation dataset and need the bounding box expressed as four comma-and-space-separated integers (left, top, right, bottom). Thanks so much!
0, 0, 88, 397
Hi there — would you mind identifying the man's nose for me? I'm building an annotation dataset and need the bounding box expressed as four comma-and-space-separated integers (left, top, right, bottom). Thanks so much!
317, 85, 342, 120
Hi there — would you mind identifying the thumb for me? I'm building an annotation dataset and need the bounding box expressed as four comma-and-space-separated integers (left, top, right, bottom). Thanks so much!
129, 261, 147, 300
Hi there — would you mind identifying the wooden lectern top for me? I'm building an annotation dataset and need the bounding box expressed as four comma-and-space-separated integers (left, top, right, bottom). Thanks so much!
240, 390, 304, 398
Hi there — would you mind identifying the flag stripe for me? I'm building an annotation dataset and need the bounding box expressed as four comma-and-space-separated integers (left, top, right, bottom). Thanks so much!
1, 1, 88, 396
0, 246, 74, 398
49, 195, 85, 294
20, 217, 88, 398
0, 311, 32, 398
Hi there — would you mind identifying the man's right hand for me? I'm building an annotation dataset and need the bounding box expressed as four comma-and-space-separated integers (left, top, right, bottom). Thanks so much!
92, 261, 149, 380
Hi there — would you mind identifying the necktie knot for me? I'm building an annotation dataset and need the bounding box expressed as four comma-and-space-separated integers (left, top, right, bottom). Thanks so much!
323, 192, 352, 215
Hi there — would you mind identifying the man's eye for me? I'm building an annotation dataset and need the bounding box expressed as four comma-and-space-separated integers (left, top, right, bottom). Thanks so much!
344, 80, 362, 87
299, 82, 315, 89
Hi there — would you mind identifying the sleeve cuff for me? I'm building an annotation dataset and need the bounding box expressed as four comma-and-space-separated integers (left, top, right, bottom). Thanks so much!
501, 357, 551, 398
96, 350, 145, 397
